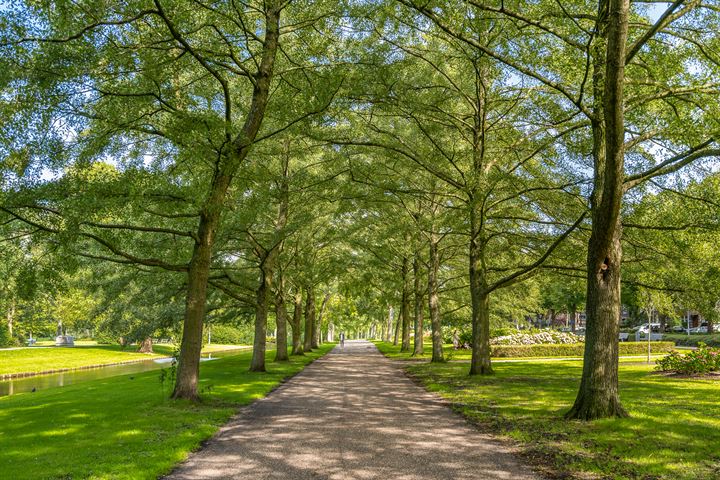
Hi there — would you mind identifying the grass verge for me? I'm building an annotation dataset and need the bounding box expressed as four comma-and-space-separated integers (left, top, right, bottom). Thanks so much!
0, 344, 334, 479
0, 344, 250, 377
374, 341, 720, 479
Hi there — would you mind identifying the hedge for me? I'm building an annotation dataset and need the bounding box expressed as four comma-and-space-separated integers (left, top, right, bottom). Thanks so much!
490, 341, 675, 358
662, 334, 720, 348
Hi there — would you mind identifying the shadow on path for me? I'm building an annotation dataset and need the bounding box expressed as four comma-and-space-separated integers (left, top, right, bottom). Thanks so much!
165, 340, 538, 480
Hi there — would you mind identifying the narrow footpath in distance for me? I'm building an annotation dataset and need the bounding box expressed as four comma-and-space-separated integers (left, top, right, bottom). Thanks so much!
166, 340, 538, 480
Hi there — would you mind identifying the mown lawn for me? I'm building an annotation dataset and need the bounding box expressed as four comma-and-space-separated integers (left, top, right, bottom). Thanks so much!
0, 344, 334, 479
375, 342, 720, 479
0, 343, 249, 376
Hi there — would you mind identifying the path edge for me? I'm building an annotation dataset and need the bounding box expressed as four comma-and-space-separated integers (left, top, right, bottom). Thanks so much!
159, 344, 336, 479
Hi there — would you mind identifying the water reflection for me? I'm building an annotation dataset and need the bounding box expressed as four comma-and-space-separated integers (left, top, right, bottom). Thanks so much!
0, 348, 248, 397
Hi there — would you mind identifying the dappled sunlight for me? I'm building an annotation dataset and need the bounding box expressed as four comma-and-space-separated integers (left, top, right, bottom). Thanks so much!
168, 340, 536, 480
404, 352, 720, 479
0, 346, 334, 479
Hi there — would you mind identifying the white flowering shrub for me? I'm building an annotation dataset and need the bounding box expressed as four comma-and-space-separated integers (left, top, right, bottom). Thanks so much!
491, 330, 583, 345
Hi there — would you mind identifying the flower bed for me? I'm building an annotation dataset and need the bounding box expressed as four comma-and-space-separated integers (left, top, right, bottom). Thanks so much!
656, 343, 720, 374
491, 330, 583, 346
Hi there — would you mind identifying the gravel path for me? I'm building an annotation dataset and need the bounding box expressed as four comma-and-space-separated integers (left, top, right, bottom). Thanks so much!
166, 340, 539, 480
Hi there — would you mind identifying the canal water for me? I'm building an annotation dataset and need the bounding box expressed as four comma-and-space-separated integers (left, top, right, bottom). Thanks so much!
0, 348, 250, 397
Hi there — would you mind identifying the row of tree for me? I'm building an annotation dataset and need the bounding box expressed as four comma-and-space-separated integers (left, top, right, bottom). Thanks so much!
1, 0, 719, 420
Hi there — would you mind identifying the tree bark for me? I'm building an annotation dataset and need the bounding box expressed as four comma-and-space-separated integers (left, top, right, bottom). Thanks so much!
6, 298, 15, 338
385, 306, 394, 342
172, 4, 280, 400
274, 270, 289, 362
303, 285, 315, 352
173, 205, 222, 400
469, 287, 492, 374
327, 321, 335, 342
466, 42, 493, 374
412, 252, 424, 356
400, 256, 411, 352
315, 292, 330, 348
428, 232, 443, 362
250, 261, 271, 372
468, 192, 493, 374
291, 290, 304, 355
137, 337, 153, 354
250, 136, 289, 370
566, 0, 630, 420
393, 308, 401, 346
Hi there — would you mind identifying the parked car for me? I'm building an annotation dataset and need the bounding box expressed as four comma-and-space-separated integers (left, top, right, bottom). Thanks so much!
634, 323, 661, 334
689, 326, 708, 334
671, 325, 686, 333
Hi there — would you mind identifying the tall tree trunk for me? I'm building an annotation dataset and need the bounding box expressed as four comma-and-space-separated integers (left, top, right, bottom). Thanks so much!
291, 290, 304, 355
393, 308, 401, 346
467, 43, 492, 375
412, 252, 424, 356
251, 138, 290, 369
137, 337, 153, 354
707, 312, 714, 334
250, 261, 272, 372
468, 197, 492, 374
401, 257, 411, 351
469, 288, 492, 374
567, 0, 630, 420
315, 293, 330, 348
7, 298, 15, 338
171, 4, 280, 400
570, 304, 578, 333
173, 202, 224, 400
274, 270, 289, 361
385, 306, 394, 342
303, 285, 315, 352
428, 232, 443, 362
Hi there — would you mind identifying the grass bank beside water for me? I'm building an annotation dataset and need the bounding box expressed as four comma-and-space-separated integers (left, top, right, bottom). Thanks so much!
0, 344, 334, 479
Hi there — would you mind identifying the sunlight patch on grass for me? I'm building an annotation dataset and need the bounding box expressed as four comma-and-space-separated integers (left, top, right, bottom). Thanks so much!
0, 344, 335, 479
374, 341, 720, 480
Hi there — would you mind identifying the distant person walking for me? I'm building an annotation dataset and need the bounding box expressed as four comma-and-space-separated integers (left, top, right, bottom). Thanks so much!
339, 332, 345, 348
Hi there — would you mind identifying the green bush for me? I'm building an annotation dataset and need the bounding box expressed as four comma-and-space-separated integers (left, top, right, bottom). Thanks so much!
656, 343, 720, 374
491, 341, 675, 358
0, 328, 15, 348
663, 334, 720, 348
205, 324, 253, 345
490, 326, 518, 338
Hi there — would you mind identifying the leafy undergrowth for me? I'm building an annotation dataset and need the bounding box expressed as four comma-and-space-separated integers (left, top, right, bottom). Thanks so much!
401, 359, 720, 479
0, 344, 334, 479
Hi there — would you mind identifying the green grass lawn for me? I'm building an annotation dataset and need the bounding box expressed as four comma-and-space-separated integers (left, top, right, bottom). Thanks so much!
0, 344, 250, 376
375, 341, 720, 479
0, 344, 334, 479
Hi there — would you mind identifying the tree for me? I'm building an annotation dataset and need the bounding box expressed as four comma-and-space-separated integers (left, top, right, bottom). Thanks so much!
339, 3, 586, 373
401, 0, 720, 418
1, 0, 343, 400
